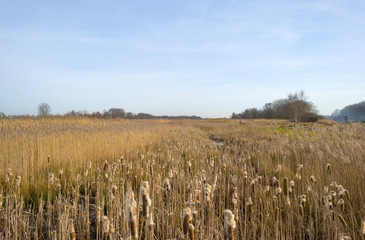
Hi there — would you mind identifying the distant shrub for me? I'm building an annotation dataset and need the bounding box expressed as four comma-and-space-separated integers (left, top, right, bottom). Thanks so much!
301, 112, 319, 122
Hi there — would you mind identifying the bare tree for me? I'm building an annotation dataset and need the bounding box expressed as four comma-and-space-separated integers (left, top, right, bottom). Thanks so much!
38, 103, 51, 116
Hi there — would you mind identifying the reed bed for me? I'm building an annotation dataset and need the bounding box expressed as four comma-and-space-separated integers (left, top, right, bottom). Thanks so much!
0, 117, 364, 239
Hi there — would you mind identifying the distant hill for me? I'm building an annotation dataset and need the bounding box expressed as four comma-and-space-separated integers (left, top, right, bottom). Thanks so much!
330, 101, 365, 122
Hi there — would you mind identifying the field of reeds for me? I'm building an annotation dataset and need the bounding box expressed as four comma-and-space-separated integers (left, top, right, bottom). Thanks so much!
0, 117, 364, 239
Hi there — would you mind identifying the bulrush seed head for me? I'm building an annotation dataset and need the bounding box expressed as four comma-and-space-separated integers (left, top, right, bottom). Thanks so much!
283, 177, 289, 196
310, 175, 317, 183
6, 167, 13, 183
246, 197, 253, 213
87, 160, 92, 169
102, 216, 110, 239
203, 184, 212, 204
338, 199, 345, 212
224, 209, 236, 240
250, 180, 256, 193
163, 178, 171, 193
361, 220, 365, 235
140, 181, 151, 219
183, 207, 192, 235
16, 175, 21, 187
103, 160, 109, 171
58, 169, 63, 179
326, 163, 331, 172
188, 223, 195, 240
125, 188, 138, 239
68, 219, 76, 240
48, 173, 54, 185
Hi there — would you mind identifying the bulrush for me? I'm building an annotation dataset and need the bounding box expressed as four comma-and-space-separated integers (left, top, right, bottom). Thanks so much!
163, 177, 171, 204
338, 199, 345, 212
250, 180, 256, 194
101, 216, 110, 240
246, 197, 253, 214
87, 160, 92, 169
310, 175, 317, 183
298, 195, 307, 207
68, 219, 76, 240
48, 173, 54, 185
326, 162, 331, 172
84, 168, 88, 177
188, 223, 195, 240
299, 204, 304, 217
203, 183, 212, 204
5, 167, 12, 183
111, 184, 117, 206
103, 160, 109, 171
361, 220, 365, 235
183, 207, 192, 237
187, 160, 192, 174
125, 188, 138, 239
16, 175, 21, 187
283, 177, 290, 205
58, 169, 63, 180
339, 189, 350, 200
139, 181, 151, 239
243, 170, 248, 185
283, 177, 289, 196
289, 180, 295, 196
224, 209, 236, 240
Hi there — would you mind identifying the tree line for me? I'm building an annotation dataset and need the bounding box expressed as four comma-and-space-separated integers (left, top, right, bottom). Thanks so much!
0, 103, 201, 120
231, 91, 319, 122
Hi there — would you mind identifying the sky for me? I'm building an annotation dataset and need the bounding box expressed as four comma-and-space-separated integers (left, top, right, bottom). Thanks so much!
0, 0, 364, 118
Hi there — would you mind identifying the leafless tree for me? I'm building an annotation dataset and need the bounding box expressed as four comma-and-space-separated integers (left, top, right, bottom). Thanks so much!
38, 103, 51, 116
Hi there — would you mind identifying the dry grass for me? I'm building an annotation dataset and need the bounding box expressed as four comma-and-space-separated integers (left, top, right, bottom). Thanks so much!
0, 117, 364, 239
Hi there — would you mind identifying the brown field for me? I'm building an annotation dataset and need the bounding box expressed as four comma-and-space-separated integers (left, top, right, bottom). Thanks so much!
0, 117, 364, 239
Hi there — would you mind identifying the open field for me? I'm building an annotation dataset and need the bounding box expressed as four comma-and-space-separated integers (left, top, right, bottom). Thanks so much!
0, 118, 364, 239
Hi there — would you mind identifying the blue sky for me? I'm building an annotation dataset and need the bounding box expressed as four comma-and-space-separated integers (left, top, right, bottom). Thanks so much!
0, 0, 364, 117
